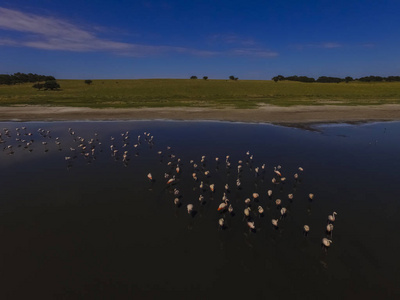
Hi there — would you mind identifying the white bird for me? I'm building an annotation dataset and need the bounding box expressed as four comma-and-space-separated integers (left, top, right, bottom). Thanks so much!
280, 207, 287, 216
322, 238, 333, 247
326, 224, 334, 233
217, 202, 228, 212
209, 184, 215, 192
147, 173, 153, 181
236, 179, 241, 188
274, 167, 282, 177
244, 207, 251, 217
258, 206, 264, 214
328, 212, 337, 223
309, 193, 314, 200
219, 218, 225, 227
267, 190, 273, 197
167, 177, 175, 185
272, 219, 279, 228
247, 221, 255, 229
303, 225, 310, 234
187, 204, 194, 214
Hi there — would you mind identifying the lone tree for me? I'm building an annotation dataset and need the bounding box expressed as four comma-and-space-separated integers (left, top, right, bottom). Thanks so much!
229, 75, 238, 81
190, 76, 198, 79
43, 80, 60, 90
203, 76, 208, 80
85, 79, 93, 85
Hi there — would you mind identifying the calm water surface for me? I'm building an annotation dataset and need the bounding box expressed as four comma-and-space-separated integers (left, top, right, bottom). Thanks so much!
0, 120, 399, 299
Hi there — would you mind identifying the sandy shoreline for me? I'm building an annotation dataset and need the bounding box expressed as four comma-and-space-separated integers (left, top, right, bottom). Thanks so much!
2, 104, 400, 124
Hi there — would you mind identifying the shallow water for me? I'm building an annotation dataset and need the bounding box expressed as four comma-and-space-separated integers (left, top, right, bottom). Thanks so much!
0, 121, 399, 299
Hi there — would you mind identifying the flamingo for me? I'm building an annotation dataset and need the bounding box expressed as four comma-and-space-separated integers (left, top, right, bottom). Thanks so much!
303, 225, 310, 235
274, 167, 282, 177
244, 207, 251, 217
247, 221, 255, 230
167, 177, 175, 185
322, 238, 333, 248
280, 207, 287, 216
328, 212, 337, 223
147, 173, 153, 181
272, 219, 279, 228
209, 184, 215, 192
187, 204, 194, 214
217, 202, 228, 212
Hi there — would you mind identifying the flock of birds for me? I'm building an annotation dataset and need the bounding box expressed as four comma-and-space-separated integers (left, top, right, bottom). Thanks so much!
1, 125, 338, 250
147, 148, 338, 251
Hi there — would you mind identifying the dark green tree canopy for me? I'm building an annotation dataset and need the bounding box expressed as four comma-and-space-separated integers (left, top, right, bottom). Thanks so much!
190, 76, 198, 79
85, 79, 93, 85
1, 73, 55, 85
272, 74, 400, 83
32, 83, 44, 90
43, 80, 60, 90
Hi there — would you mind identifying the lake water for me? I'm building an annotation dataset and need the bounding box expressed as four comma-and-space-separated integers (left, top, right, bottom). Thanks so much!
0, 120, 399, 299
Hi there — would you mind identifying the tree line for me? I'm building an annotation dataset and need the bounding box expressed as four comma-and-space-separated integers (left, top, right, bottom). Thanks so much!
190, 75, 239, 80
272, 75, 400, 83
0, 72, 56, 85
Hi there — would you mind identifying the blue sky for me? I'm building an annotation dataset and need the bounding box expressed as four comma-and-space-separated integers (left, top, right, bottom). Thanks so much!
1, 0, 399, 79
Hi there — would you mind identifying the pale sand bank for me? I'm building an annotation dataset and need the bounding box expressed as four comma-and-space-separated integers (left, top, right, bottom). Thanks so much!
2, 104, 400, 124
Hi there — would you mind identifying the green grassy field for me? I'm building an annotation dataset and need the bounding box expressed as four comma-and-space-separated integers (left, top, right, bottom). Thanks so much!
1, 79, 400, 108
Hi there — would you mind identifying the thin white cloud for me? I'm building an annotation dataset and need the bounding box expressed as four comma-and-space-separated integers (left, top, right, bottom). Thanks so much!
230, 48, 278, 58
0, 7, 278, 58
293, 42, 343, 50
208, 34, 257, 46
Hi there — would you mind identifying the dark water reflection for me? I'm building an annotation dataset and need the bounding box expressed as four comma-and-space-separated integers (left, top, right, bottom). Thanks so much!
0, 121, 399, 299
